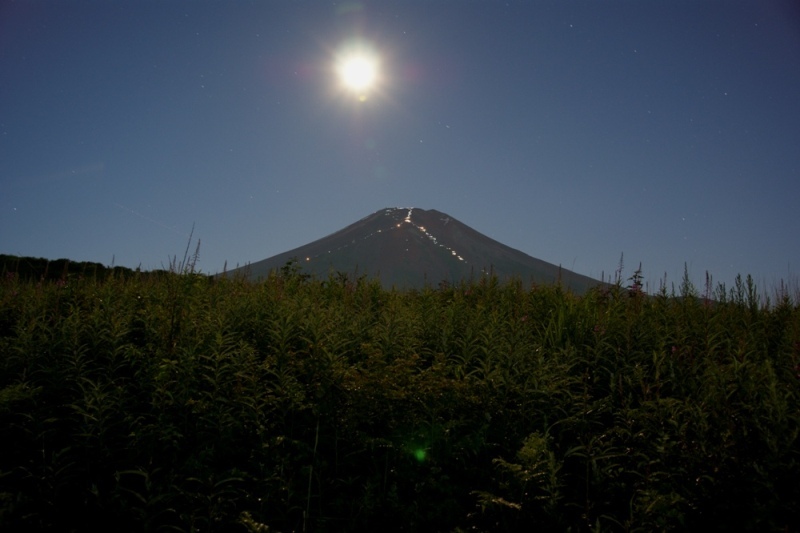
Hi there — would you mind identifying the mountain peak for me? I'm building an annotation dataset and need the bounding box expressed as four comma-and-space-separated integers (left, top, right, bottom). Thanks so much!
223, 207, 603, 292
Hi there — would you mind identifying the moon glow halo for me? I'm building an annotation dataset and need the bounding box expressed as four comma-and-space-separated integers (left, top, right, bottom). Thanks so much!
336, 46, 379, 100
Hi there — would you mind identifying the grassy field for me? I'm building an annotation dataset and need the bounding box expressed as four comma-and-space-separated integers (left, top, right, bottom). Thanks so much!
1, 264, 798, 531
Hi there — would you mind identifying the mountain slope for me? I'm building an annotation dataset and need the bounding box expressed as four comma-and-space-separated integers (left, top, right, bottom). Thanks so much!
222, 207, 604, 293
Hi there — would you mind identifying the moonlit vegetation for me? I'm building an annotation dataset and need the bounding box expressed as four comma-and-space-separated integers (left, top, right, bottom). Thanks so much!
1, 265, 799, 531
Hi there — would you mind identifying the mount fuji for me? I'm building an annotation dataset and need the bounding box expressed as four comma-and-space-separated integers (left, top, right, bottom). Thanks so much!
222, 207, 604, 293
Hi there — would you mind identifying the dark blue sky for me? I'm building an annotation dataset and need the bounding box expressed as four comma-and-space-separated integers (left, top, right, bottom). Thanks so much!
2, 1, 799, 292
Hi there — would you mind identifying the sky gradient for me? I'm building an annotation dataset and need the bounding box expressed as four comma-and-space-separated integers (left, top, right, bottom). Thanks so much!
2, 1, 799, 293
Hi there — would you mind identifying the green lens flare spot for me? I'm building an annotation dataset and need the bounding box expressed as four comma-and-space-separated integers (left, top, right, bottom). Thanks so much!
413, 448, 427, 462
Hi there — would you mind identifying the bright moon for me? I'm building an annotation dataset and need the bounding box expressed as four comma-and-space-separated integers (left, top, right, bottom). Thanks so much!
336, 50, 378, 95
340, 57, 376, 90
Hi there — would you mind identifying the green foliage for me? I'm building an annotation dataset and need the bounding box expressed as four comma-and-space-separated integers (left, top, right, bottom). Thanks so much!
1, 267, 799, 531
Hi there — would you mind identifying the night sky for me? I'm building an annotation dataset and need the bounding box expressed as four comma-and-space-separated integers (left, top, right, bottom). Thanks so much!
2, 1, 799, 293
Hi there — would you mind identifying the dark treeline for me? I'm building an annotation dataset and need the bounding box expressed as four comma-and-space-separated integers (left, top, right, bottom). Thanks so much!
0, 254, 173, 282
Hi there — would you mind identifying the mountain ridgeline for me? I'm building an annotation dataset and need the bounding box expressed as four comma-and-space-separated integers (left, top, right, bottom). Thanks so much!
222, 207, 604, 293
